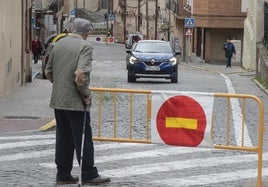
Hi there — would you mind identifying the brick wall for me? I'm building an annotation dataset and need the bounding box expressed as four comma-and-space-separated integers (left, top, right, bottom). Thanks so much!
193, 0, 246, 28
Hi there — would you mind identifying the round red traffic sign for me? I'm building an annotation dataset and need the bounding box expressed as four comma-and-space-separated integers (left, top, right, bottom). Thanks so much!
108, 37, 114, 43
156, 95, 206, 147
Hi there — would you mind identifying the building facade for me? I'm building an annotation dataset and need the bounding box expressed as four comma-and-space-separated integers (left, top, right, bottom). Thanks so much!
112, 0, 166, 43
0, 0, 32, 97
3, 0, 268, 98
188, 0, 247, 63
243, 0, 264, 70
255, 0, 268, 83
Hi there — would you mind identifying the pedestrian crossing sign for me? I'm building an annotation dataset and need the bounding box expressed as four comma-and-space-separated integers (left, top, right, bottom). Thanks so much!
184, 18, 195, 28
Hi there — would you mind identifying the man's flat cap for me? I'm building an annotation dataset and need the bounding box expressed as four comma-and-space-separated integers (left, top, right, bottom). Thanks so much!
73, 18, 92, 33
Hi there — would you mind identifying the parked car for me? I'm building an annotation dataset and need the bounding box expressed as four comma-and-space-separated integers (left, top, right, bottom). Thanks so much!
125, 32, 143, 49
41, 33, 72, 79
126, 40, 180, 83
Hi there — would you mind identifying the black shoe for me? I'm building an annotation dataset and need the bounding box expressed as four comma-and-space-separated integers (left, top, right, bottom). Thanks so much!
82, 175, 111, 185
56, 175, 79, 185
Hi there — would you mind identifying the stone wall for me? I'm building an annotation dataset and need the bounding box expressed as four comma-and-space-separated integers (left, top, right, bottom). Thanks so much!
256, 43, 268, 83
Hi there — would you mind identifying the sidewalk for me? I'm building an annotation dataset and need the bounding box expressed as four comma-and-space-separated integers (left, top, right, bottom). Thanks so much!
0, 60, 54, 133
182, 59, 268, 95
182, 57, 254, 75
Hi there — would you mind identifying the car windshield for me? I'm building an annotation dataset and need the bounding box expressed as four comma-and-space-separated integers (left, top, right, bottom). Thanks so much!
134, 42, 172, 53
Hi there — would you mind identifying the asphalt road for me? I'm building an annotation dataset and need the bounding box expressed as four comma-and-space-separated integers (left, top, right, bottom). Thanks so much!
0, 42, 267, 186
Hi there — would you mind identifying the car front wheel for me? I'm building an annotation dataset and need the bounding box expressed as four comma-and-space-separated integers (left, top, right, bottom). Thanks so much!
127, 69, 136, 82
171, 76, 177, 83
171, 66, 178, 83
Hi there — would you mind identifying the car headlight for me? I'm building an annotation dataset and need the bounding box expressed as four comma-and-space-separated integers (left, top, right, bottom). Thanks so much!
169, 57, 177, 65
129, 56, 137, 64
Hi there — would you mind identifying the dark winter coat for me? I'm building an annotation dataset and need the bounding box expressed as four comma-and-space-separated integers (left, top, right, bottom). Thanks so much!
223, 42, 236, 57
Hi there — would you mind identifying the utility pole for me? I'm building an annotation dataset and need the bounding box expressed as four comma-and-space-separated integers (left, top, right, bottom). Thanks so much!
75, 0, 77, 17
168, 0, 170, 41
138, 0, 140, 32
107, 0, 110, 36
146, 0, 148, 39
123, 0, 126, 41
111, 0, 114, 37
155, 0, 158, 39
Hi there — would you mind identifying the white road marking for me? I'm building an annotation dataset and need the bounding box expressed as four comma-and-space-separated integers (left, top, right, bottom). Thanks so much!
220, 73, 252, 146
0, 133, 264, 186
0, 134, 54, 140
152, 168, 268, 186
95, 146, 212, 163
101, 152, 266, 178
0, 141, 154, 162
0, 149, 54, 162
39, 146, 213, 168
0, 139, 55, 150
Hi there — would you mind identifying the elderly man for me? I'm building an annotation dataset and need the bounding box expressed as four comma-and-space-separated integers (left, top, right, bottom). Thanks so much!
45, 18, 110, 185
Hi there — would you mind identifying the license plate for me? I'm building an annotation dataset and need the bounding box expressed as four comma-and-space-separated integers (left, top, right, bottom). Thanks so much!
145, 66, 160, 71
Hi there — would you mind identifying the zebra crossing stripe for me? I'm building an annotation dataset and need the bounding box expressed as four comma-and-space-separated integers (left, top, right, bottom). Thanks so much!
0, 149, 55, 162
0, 139, 55, 150
95, 146, 212, 163
101, 152, 267, 177
0, 142, 154, 162
0, 134, 54, 140
39, 146, 213, 168
152, 168, 268, 186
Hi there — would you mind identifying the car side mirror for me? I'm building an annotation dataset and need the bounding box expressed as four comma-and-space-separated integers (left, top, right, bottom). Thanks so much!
126, 49, 132, 54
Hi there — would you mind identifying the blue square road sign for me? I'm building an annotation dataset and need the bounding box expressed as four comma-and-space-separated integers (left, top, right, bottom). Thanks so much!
184, 18, 195, 28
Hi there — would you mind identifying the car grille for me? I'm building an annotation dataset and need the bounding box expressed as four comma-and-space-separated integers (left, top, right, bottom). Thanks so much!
141, 59, 164, 66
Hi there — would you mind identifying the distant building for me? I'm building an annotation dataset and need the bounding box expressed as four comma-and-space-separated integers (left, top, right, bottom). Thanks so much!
112, 0, 166, 42
166, 0, 247, 63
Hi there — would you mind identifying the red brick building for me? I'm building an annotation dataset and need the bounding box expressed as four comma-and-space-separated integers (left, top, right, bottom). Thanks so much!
169, 0, 247, 64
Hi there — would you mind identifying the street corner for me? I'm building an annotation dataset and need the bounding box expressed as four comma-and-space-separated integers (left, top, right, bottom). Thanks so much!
0, 116, 54, 133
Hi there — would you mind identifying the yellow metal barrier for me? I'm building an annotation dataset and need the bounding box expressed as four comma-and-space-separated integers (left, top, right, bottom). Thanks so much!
89, 87, 264, 187
90, 87, 151, 143
213, 93, 265, 187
